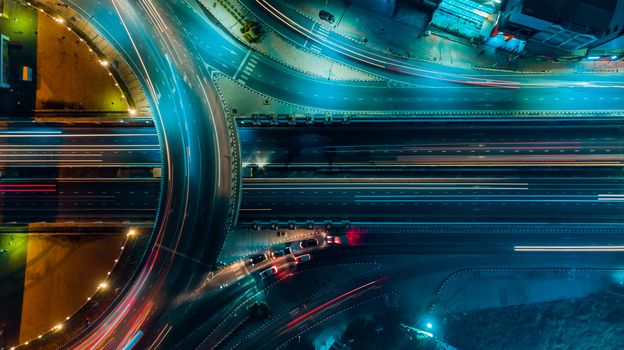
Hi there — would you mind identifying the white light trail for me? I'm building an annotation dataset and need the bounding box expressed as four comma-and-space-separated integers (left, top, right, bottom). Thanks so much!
515, 246, 624, 252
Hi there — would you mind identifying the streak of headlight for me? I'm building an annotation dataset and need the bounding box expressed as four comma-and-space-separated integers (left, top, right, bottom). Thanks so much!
515, 246, 624, 252
287, 276, 388, 327
73, 0, 172, 348
255, 0, 519, 87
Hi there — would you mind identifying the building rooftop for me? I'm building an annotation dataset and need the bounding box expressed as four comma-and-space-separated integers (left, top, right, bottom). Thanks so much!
522, 0, 616, 32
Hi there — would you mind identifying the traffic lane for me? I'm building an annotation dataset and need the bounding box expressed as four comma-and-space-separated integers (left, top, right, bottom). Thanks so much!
237, 274, 391, 350
0, 125, 160, 166
160, 229, 624, 349
245, 0, 624, 87
242, 249, 624, 350
55, 1, 234, 348
24, 1, 223, 349
173, 249, 385, 349
0, 180, 160, 223
0, 148, 161, 167
161, 277, 259, 350
239, 181, 624, 222
326, 229, 624, 254
242, 68, 624, 111
239, 122, 624, 149
161, 248, 323, 349
210, 246, 624, 349
239, 126, 624, 167
237, 51, 624, 112
181, 0, 624, 113
0, 125, 158, 142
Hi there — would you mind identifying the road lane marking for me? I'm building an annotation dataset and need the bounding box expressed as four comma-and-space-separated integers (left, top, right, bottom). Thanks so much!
233, 49, 252, 80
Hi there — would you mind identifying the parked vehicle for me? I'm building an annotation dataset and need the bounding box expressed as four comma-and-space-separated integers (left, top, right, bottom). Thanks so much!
319, 10, 335, 24
248, 253, 267, 266
271, 247, 292, 259
299, 238, 319, 248
326, 235, 343, 245
259, 266, 278, 279
294, 254, 312, 264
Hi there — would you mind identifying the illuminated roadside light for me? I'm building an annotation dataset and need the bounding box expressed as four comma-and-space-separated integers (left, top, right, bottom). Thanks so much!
256, 162, 266, 168
426, 322, 433, 329
611, 55, 619, 60
24, 342, 29, 345
127, 108, 137, 116
127, 229, 137, 237
98, 281, 109, 289
54, 17, 65, 24
587, 56, 600, 60
99, 60, 109, 66
53, 324, 63, 331
38, 335, 42, 339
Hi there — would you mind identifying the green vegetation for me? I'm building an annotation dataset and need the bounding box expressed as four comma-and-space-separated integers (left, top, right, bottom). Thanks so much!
247, 301, 271, 321
240, 21, 264, 44
444, 290, 624, 349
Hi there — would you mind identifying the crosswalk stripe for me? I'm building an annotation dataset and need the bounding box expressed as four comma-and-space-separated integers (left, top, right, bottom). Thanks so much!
309, 45, 322, 53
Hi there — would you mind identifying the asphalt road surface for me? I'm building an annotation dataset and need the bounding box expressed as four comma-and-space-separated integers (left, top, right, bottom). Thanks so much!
239, 121, 624, 222
0, 123, 161, 225
17, 0, 624, 349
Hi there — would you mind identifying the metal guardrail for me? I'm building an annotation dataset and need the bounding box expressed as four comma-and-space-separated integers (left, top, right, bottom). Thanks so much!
235, 111, 624, 126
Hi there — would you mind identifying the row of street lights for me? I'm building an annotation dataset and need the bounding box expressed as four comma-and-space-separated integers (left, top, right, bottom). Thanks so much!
9, 229, 139, 350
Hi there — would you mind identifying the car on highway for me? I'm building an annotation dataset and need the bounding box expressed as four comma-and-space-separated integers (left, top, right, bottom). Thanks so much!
271, 247, 292, 259
326, 235, 344, 245
299, 238, 319, 248
294, 254, 311, 264
259, 266, 278, 279
319, 10, 335, 24
248, 253, 267, 266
